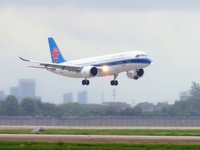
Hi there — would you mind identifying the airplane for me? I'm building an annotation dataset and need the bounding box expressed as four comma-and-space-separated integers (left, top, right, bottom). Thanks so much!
20, 37, 152, 86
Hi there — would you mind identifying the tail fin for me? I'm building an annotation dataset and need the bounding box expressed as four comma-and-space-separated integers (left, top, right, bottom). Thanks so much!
48, 37, 66, 63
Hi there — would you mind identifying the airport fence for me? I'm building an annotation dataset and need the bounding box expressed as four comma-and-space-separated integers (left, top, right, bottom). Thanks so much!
0, 117, 200, 126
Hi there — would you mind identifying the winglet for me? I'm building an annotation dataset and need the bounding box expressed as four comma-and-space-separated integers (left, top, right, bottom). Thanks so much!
48, 37, 66, 63
19, 56, 30, 62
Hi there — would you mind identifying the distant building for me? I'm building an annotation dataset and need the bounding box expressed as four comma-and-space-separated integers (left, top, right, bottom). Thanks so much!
19, 79, 35, 98
10, 79, 38, 101
0, 90, 6, 100
63, 92, 73, 103
180, 91, 191, 101
78, 91, 88, 104
10, 87, 20, 98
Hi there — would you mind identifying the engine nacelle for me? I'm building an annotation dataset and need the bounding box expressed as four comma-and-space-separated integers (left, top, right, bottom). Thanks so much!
81, 66, 98, 78
126, 69, 144, 80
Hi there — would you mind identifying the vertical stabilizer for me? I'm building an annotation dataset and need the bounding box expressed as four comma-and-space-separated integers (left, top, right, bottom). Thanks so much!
48, 37, 66, 63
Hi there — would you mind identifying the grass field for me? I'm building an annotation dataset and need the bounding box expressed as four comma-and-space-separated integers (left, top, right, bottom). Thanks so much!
0, 142, 200, 150
0, 128, 200, 136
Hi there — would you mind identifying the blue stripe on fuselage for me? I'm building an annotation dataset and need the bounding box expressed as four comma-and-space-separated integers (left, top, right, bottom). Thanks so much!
91, 58, 151, 67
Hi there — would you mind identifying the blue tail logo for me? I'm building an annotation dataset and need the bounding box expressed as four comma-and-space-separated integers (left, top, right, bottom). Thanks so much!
48, 37, 66, 63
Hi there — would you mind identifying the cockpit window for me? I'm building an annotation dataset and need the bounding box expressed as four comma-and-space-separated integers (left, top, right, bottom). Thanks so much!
136, 54, 147, 58
135, 54, 141, 58
141, 54, 147, 57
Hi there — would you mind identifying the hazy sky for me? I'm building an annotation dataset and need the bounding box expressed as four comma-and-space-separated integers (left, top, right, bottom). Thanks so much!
1, 0, 200, 104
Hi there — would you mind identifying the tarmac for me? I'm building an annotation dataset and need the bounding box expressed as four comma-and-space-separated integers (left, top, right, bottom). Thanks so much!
0, 134, 200, 144
1, 126, 200, 144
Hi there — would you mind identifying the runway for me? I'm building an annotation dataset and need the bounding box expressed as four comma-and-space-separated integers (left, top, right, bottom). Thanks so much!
1, 134, 200, 144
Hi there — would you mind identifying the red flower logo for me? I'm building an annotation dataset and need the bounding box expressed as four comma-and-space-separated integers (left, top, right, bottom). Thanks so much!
51, 48, 60, 63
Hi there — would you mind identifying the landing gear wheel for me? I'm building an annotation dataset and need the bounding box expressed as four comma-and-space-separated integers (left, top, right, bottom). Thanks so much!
134, 76, 139, 80
110, 74, 118, 86
110, 80, 118, 86
86, 80, 90, 85
82, 79, 90, 85
82, 80, 86, 85
111, 80, 115, 86
115, 80, 118, 86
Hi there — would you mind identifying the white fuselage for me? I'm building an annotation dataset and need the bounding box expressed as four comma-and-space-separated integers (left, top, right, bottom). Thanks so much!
48, 51, 152, 78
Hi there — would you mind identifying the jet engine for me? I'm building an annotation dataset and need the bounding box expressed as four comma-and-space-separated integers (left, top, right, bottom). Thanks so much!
81, 66, 98, 78
126, 69, 144, 80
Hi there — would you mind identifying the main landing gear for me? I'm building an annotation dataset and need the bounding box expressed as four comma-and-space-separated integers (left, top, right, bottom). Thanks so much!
82, 79, 90, 85
82, 75, 119, 86
110, 74, 118, 86
110, 80, 118, 86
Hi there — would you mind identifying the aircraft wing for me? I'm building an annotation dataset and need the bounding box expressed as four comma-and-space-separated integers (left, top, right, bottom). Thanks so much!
19, 57, 83, 72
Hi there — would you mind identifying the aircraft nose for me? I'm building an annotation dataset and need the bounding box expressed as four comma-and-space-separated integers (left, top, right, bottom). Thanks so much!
149, 58, 153, 64
146, 58, 153, 65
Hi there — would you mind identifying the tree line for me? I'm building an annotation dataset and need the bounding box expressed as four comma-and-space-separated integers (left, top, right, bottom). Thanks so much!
0, 81, 200, 117
0, 96, 143, 117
